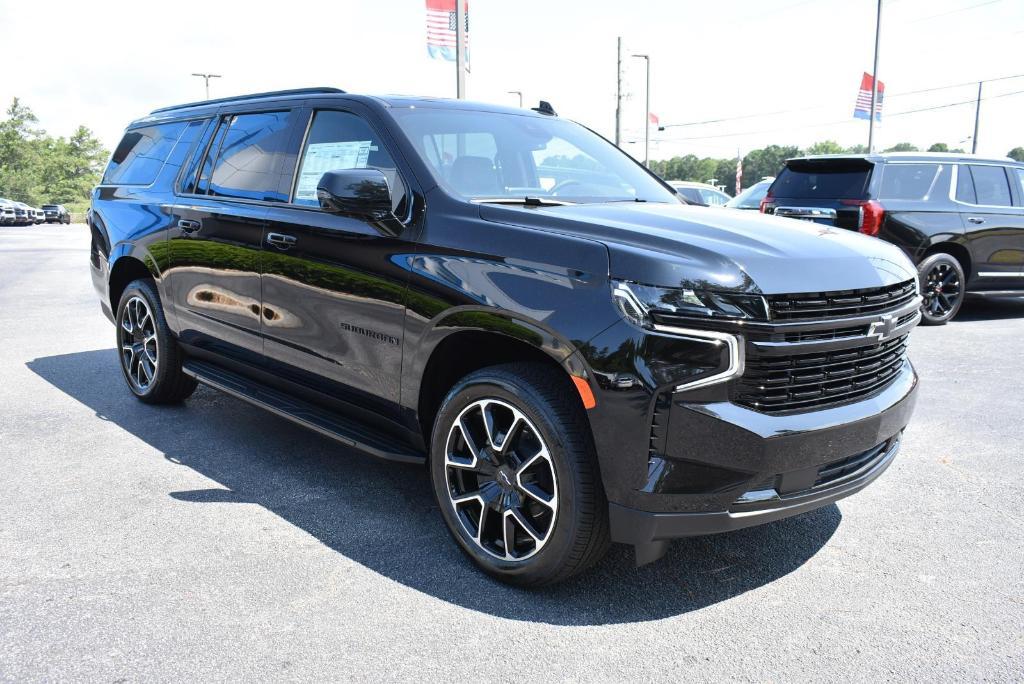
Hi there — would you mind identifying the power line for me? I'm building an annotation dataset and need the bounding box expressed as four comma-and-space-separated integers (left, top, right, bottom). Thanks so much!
653, 89, 1024, 143
656, 73, 1024, 130
908, 0, 1004, 23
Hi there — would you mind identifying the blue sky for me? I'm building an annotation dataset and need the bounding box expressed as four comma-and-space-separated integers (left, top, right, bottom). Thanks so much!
1, 0, 1021, 159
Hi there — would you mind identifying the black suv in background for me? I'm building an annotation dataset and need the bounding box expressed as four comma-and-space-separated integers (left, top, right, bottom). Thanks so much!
42, 204, 71, 224
762, 153, 1024, 324
90, 88, 920, 585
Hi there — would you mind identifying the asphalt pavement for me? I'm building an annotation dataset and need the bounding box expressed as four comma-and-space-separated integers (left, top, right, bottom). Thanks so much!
1, 224, 1022, 681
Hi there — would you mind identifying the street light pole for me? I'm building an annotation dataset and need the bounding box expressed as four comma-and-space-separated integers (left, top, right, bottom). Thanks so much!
507, 90, 523, 107
867, 0, 882, 153
972, 80, 982, 154
191, 73, 221, 100
632, 53, 650, 167
615, 37, 623, 148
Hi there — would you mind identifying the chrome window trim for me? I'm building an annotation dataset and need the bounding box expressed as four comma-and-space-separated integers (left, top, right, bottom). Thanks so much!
949, 163, 1016, 209
651, 323, 745, 392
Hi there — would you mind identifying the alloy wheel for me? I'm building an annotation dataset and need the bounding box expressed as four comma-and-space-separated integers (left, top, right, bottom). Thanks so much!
922, 261, 962, 319
444, 398, 559, 561
119, 295, 159, 392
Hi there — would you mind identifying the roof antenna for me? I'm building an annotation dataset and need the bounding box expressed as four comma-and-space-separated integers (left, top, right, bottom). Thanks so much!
532, 101, 557, 116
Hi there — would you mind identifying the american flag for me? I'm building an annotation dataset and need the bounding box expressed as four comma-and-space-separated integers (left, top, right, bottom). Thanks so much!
735, 154, 743, 196
426, 0, 468, 62
854, 72, 884, 121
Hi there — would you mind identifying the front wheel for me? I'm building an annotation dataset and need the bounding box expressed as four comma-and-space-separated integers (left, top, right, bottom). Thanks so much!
115, 279, 197, 403
430, 363, 610, 586
918, 253, 965, 325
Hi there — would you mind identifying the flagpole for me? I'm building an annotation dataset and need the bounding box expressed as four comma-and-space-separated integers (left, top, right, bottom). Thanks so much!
455, 0, 466, 99
632, 53, 650, 168
867, 0, 882, 152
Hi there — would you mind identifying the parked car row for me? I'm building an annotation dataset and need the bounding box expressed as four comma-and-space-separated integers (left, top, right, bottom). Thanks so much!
0, 199, 71, 225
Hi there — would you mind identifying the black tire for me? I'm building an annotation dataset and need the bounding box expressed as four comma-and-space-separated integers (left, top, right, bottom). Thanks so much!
430, 362, 610, 587
115, 279, 197, 403
918, 252, 965, 325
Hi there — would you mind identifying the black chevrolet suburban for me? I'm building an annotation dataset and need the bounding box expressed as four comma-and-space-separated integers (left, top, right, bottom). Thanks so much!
762, 153, 1024, 324
90, 88, 920, 585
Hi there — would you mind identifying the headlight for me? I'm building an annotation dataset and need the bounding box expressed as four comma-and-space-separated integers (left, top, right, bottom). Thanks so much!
612, 280, 766, 328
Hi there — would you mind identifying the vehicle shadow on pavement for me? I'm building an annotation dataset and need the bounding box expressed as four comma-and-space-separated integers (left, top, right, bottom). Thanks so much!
28, 349, 840, 626
956, 296, 1024, 322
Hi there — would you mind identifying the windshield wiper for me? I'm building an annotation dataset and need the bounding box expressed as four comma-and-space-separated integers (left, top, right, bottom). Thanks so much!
473, 197, 575, 207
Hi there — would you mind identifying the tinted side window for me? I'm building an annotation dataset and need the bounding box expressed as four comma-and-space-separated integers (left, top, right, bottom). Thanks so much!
192, 118, 230, 195
293, 110, 407, 213
1014, 169, 1024, 204
969, 165, 1011, 206
206, 111, 295, 202
955, 165, 976, 204
102, 122, 187, 185
879, 163, 942, 200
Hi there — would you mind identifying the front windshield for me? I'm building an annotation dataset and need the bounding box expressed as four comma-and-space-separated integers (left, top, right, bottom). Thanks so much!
726, 180, 770, 208
389, 107, 679, 204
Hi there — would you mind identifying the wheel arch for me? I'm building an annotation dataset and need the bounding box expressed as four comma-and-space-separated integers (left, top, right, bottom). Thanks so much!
411, 311, 593, 450
921, 240, 973, 281
108, 254, 159, 315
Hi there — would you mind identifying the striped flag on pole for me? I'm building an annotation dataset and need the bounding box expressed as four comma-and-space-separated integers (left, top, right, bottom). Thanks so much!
426, 0, 468, 63
854, 72, 884, 121
735, 153, 743, 196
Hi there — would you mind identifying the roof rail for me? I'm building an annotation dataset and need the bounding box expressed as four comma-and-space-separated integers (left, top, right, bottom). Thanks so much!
150, 87, 346, 114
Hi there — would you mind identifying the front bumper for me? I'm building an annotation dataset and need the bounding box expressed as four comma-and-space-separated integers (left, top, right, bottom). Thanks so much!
606, 360, 918, 563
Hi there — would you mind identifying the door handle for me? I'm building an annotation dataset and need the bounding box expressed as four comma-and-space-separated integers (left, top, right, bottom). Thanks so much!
177, 219, 201, 234
967, 217, 985, 224
266, 232, 297, 248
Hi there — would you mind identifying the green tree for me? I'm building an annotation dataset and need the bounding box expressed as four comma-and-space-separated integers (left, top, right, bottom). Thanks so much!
884, 142, 919, 152
1008, 147, 1024, 162
742, 145, 800, 186
845, 144, 869, 154
928, 143, 949, 152
806, 140, 845, 156
0, 98, 106, 206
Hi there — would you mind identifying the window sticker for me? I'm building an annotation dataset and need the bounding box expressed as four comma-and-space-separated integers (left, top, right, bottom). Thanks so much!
295, 140, 373, 201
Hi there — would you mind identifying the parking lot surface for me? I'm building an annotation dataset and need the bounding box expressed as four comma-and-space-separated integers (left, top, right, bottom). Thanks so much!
1, 224, 1022, 681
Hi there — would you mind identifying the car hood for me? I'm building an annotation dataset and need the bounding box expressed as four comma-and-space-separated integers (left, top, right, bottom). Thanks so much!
479, 202, 916, 295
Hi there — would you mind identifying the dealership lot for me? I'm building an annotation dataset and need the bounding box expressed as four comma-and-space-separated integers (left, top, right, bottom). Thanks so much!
0, 224, 1021, 680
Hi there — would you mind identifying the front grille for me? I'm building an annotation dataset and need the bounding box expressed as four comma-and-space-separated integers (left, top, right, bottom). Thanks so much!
733, 334, 909, 413
766, 280, 916, 321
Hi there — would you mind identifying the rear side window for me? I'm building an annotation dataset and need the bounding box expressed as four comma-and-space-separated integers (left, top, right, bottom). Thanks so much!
102, 122, 187, 185
1015, 169, 1024, 202
879, 163, 942, 200
969, 165, 1012, 206
293, 110, 407, 213
772, 163, 872, 200
206, 111, 295, 202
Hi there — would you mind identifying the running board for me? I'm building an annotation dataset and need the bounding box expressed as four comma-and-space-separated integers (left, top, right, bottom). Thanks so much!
182, 359, 425, 465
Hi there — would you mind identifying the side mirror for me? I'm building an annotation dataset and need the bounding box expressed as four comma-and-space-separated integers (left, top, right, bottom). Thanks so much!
317, 168, 393, 219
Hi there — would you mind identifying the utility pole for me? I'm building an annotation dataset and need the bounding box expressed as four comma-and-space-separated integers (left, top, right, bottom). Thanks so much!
867, 0, 882, 152
191, 73, 221, 100
455, 0, 467, 99
508, 90, 523, 107
615, 37, 623, 148
633, 53, 650, 167
972, 80, 982, 154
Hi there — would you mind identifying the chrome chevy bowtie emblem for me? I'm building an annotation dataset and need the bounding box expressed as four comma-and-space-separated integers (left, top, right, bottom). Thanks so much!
868, 313, 898, 342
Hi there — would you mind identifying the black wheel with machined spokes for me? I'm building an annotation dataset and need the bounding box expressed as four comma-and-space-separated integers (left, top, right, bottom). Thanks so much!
114, 279, 196, 403
430, 363, 610, 587
119, 295, 159, 393
445, 398, 559, 562
918, 253, 965, 325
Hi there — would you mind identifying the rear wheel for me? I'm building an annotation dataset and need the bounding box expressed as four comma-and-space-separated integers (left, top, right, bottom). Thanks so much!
430, 363, 609, 586
115, 279, 197, 403
918, 253, 965, 325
